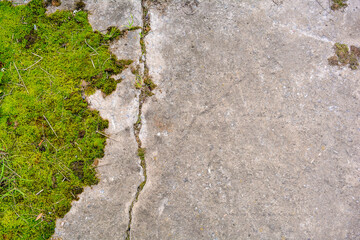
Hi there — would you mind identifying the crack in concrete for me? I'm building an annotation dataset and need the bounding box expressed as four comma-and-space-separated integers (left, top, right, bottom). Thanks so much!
125, 1, 153, 239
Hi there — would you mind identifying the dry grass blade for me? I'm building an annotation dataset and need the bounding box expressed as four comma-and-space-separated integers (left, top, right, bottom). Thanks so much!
96, 130, 119, 142
35, 213, 43, 221
85, 39, 99, 55
21, 53, 43, 71
43, 115, 58, 137
13, 62, 29, 94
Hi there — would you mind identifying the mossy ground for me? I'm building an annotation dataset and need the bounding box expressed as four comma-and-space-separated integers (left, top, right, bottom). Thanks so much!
0, 0, 131, 238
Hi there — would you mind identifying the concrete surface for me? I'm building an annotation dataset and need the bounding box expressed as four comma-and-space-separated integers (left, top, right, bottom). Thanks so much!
51, 0, 360, 239
132, 0, 360, 239
47, 0, 142, 31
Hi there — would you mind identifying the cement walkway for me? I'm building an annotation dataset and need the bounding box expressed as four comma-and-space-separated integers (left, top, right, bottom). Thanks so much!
54, 0, 360, 239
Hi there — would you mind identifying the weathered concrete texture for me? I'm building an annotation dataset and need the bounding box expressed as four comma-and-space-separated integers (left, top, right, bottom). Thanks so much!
131, 0, 360, 239
110, 29, 142, 62
85, 0, 142, 32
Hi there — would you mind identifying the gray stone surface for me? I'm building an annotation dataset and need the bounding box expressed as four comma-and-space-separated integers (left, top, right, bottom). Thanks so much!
47, 0, 142, 31
130, 0, 360, 239
110, 29, 142, 62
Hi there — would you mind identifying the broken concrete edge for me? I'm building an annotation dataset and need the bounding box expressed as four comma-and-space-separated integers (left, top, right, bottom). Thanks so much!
125, 0, 156, 239
42, 0, 144, 238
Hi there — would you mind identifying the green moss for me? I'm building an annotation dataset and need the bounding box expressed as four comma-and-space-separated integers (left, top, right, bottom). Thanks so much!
104, 26, 126, 42
140, 38, 146, 55
349, 54, 359, 70
335, 43, 350, 64
137, 148, 146, 160
328, 43, 360, 70
331, 0, 348, 10
144, 76, 157, 91
0, 0, 130, 238
103, 26, 141, 43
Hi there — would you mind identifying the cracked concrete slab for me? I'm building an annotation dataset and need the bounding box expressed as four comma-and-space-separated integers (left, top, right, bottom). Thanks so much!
130, 0, 360, 239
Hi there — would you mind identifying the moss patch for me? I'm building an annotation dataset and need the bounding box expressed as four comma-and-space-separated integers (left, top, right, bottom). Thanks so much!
331, 0, 348, 10
137, 148, 146, 160
328, 43, 360, 70
0, 0, 131, 238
